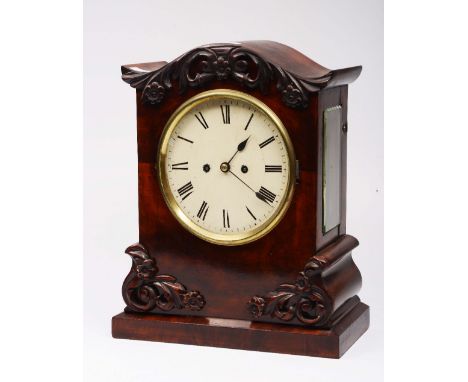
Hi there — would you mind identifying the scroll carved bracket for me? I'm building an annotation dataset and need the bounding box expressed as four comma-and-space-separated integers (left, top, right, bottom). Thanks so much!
247, 234, 361, 327
122, 44, 333, 109
122, 243, 206, 313
247, 266, 332, 327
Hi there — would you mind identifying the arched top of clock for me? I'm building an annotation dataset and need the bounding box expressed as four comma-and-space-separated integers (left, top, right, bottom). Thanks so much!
121, 40, 362, 109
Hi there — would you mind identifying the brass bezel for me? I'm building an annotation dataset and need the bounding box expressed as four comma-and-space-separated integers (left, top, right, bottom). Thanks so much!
157, 89, 296, 246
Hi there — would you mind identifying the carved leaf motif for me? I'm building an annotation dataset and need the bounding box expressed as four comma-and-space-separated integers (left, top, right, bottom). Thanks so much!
122, 243, 206, 313
304, 255, 328, 277
121, 43, 332, 108
247, 267, 332, 326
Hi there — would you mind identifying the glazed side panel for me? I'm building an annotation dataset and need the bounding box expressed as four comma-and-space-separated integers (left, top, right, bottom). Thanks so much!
316, 86, 348, 251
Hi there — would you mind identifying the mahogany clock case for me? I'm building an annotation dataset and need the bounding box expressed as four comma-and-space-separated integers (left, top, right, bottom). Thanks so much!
112, 41, 369, 358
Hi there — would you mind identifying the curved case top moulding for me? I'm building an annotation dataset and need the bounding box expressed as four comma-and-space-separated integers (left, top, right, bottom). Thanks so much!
121, 40, 362, 108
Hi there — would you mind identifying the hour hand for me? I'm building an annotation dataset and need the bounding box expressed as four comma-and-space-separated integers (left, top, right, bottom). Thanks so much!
227, 136, 250, 164
237, 136, 250, 152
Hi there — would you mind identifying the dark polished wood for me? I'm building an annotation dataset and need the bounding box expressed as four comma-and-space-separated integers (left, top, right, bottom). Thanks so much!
113, 301, 369, 359
122, 243, 206, 313
113, 41, 368, 358
121, 41, 361, 108
247, 234, 361, 327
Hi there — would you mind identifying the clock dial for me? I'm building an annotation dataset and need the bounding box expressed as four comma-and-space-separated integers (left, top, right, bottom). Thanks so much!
158, 89, 295, 245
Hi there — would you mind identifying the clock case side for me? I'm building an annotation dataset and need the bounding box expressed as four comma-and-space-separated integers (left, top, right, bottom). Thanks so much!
247, 85, 363, 328
316, 85, 364, 316
116, 42, 366, 332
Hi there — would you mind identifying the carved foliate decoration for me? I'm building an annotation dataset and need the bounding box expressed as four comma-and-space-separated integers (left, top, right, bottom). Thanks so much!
121, 44, 333, 108
247, 256, 332, 326
122, 243, 206, 313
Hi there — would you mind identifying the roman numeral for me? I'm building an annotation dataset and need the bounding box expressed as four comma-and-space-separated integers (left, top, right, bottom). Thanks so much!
265, 165, 282, 173
258, 186, 276, 203
177, 135, 194, 144
195, 112, 209, 129
220, 105, 230, 124
259, 136, 275, 149
244, 113, 254, 130
177, 181, 193, 200
246, 206, 256, 220
172, 161, 188, 170
223, 209, 230, 228
197, 201, 209, 221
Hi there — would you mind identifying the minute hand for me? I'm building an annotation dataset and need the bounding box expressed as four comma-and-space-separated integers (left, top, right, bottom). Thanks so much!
228, 170, 271, 206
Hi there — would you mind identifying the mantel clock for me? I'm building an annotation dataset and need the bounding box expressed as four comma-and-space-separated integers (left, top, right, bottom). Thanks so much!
112, 41, 369, 358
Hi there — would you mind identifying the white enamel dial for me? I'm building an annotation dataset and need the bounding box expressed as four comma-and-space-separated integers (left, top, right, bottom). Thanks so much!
158, 90, 295, 246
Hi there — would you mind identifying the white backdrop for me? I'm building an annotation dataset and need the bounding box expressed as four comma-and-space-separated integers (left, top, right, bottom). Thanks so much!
84, 0, 383, 380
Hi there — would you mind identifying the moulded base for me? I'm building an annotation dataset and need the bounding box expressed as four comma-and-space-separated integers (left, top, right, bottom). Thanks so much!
112, 301, 369, 358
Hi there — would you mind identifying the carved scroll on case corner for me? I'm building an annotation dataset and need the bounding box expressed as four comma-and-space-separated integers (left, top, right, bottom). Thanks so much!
122, 243, 206, 313
247, 234, 362, 327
